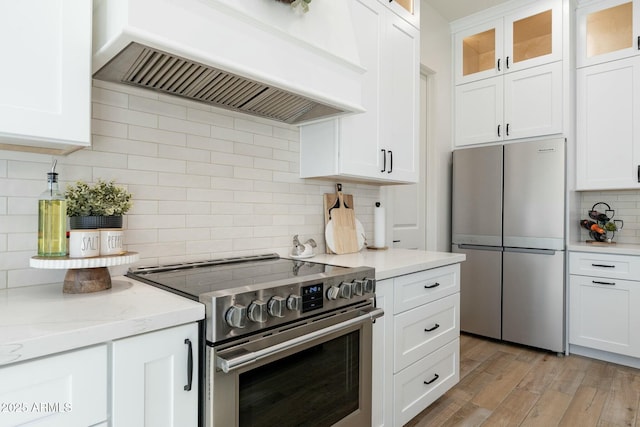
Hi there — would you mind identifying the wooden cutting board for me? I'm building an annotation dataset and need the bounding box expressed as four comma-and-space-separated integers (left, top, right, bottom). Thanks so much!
324, 184, 359, 254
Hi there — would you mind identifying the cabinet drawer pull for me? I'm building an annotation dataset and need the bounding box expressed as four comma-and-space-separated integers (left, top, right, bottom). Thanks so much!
591, 263, 615, 268
424, 282, 440, 289
592, 280, 615, 286
424, 373, 440, 385
381, 149, 387, 172
424, 323, 440, 332
638, 36, 640, 50
184, 338, 193, 391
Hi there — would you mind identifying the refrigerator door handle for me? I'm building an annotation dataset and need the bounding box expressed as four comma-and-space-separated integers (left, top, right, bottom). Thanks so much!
503, 247, 557, 256
456, 244, 503, 252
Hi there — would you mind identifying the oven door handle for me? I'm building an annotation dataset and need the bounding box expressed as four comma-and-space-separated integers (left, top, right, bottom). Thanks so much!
216, 307, 384, 373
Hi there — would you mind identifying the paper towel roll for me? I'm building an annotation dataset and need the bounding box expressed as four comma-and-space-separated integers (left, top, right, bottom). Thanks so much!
374, 202, 385, 248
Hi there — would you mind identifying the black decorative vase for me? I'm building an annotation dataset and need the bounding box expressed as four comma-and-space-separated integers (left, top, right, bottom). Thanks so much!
69, 216, 123, 230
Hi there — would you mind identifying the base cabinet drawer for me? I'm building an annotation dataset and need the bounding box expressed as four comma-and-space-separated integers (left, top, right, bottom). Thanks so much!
569, 251, 640, 280
394, 264, 460, 313
394, 293, 459, 372
393, 338, 460, 426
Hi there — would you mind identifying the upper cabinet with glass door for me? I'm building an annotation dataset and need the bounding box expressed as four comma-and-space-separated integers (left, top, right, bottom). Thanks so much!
577, 0, 640, 68
381, 0, 420, 29
454, 0, 563, 85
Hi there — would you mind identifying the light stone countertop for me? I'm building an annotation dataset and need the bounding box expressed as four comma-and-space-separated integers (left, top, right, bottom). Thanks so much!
286, 248, 466, 280
0, 277, 204, 366
568, 242, 640, 257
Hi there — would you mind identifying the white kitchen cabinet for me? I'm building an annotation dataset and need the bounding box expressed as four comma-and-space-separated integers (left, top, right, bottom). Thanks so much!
455, 61, 563, 146
0, 345, 107, 427
0, 0, 91, 154
569, 252, 640, 358
112, 323, 199, 427
300, 0, 419, 184
380, 0, 420, 29
454, 0, 562, 86
576, 0, 640, 68
576, 56, 640, 190
372, 264, 460, 426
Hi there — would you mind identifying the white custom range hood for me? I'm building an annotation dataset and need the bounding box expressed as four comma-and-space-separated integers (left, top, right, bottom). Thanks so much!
92, 0, 365, 125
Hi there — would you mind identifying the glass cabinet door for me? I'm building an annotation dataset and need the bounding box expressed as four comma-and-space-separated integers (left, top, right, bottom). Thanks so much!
504, 0, 562, 73
384, 0, 420, 29
455, 19, 503, 85
577, 0, 639, 68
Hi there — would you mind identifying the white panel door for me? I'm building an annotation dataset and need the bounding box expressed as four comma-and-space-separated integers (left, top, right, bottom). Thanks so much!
454, 77, 504, 146
112, 323, 199, 427
504, 62, 563, 140
576, 56, 640, 190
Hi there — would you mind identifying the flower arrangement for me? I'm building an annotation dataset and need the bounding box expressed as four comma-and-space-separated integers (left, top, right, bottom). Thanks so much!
65, 180, 132, 217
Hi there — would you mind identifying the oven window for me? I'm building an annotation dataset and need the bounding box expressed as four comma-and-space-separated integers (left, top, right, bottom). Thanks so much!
239, 330, 360, 427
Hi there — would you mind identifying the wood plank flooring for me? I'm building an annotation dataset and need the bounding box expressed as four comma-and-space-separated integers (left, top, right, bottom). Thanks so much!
406, 334, 640, 426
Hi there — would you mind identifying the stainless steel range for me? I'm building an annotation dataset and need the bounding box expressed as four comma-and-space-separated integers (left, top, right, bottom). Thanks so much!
127, 254, 381, 427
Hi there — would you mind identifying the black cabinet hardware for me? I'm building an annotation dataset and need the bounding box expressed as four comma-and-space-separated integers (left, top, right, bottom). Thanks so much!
424, 282, 440, 289
184, 338, 193, 391
381, 149, 387, 172
388, 150, 393, 173
424, 373, 440, 385
592, 280, 615, 286
591, 263, 615, 268
424, 323, 440, 332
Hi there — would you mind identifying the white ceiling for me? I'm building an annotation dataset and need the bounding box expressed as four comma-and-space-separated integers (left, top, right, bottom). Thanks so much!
422, 0, 513, 22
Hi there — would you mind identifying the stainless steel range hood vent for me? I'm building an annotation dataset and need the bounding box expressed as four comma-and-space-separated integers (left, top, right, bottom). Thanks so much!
94, 43, 343, 124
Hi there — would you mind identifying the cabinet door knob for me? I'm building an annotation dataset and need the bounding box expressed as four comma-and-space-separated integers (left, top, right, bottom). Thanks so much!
381, 149, 387, 172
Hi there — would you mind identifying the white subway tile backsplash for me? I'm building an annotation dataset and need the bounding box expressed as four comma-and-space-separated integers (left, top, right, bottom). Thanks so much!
212, 126, 254, 144
129, 125, 187, 147
7, 198, 35, 215
129, 95, 187, 119
0, 82, 381, 288
254, 134, 291, 151
91, 135, 158, 157
159, 200, 210, 215
92, 87, 129, 108
92, 119, 128, 138
7, 233, 35, 251
159, 116, 210, 137
187, 108, 234, 129
93, 103, 158, 128
234, 118, 273, 136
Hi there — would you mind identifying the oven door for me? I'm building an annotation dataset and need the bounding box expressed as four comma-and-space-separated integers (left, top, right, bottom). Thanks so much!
207, 305, 383, 427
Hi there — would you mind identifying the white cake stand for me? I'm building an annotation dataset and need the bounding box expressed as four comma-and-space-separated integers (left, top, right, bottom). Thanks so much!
30, 252, 139, 294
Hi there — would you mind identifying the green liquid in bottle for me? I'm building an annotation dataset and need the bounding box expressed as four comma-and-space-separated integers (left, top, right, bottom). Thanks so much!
38, 199, 67, 256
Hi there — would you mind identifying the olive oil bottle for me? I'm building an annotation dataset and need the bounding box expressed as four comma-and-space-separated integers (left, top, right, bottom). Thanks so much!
38, 161, 67, 256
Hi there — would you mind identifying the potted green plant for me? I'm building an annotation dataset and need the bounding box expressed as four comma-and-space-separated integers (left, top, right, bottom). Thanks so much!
65, 180, 133, 229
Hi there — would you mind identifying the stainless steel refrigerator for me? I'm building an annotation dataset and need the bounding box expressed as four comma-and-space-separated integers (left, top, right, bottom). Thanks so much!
452, 138, 565, 353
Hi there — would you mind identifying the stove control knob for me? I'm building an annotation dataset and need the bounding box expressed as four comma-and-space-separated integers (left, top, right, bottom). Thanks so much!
225, 305, 247, 328
248, 300, 268, 323
353, 279, 365, 296
327, 285, 340, 301
287, 294, 302, 311
339, 282, 353, 299
364, 278, 376, 294
268, 296, 286, 318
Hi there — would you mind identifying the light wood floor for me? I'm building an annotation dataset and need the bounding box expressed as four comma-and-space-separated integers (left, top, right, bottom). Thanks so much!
406, 333, 640, 427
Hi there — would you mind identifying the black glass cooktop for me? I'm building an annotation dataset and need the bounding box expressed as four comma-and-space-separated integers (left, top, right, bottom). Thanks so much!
127, 254, 341, 299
